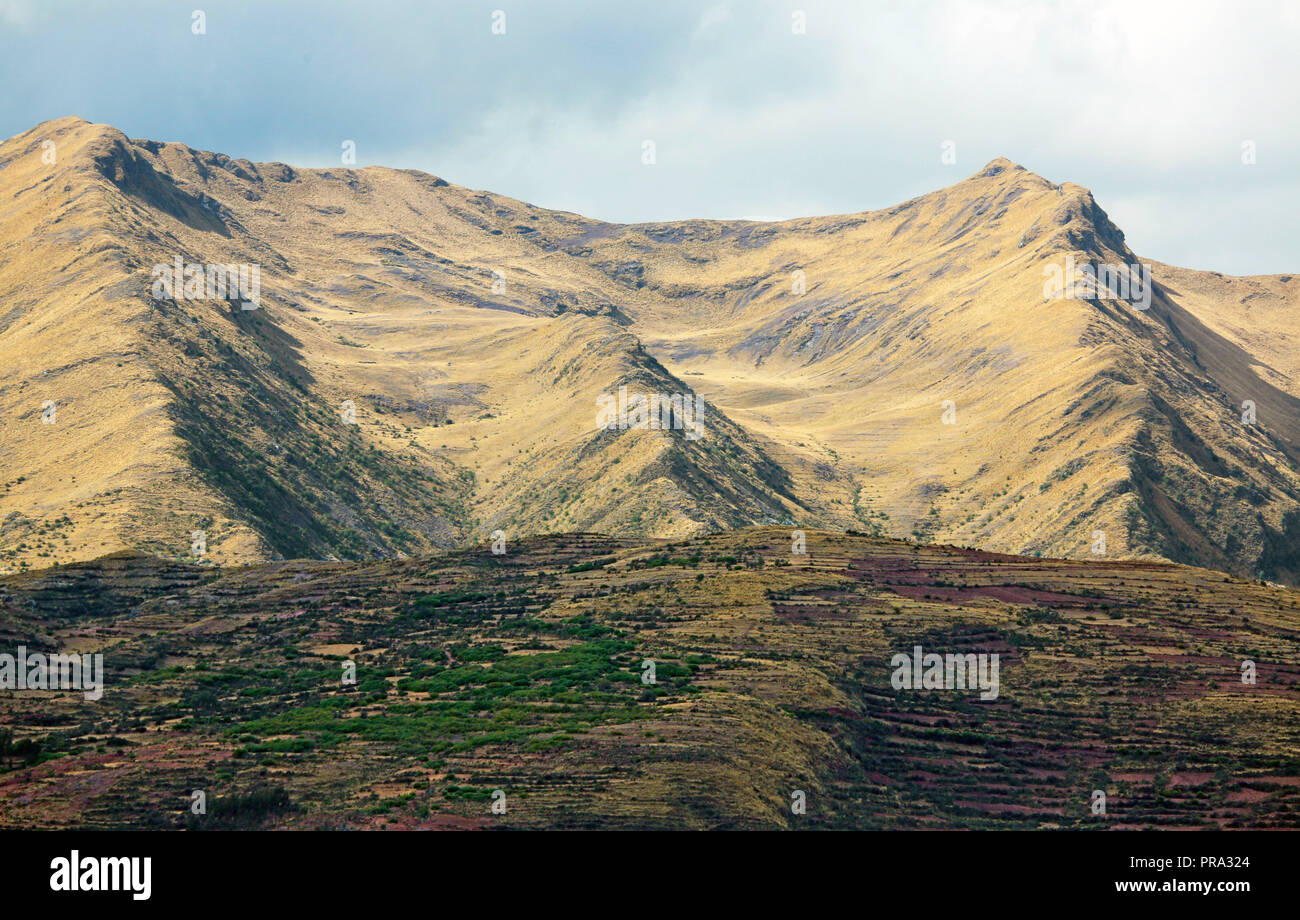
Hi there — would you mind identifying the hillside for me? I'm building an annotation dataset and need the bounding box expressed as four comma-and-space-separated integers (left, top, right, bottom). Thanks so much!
1, 528, 1298, 829
0, 117, 1297, 583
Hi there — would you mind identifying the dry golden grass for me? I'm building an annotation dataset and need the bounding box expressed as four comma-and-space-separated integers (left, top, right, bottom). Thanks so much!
1, 118, 1297, 583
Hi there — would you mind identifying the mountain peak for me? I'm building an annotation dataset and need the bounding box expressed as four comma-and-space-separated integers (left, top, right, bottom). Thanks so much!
35, 114, 91, 129
23, 115, 119, 142
941, 157, 1063, 206
981, 156, 1025, 173
971, 157, 1060, 189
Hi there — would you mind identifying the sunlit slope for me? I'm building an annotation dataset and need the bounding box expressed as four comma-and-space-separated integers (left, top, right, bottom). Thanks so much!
0, 118, 472, 566
1, 118, 1296, 581
547, 161, 1300, 581
0, 117, 266, 565
0, 118, 799, 569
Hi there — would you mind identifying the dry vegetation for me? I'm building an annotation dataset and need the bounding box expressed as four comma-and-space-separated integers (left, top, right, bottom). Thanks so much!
1, 528, 1297, 829
1, 119, 1298, 830
0, 118, 1297, 582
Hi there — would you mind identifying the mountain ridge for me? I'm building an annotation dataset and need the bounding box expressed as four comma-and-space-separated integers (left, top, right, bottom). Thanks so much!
1, 117, 1297, 583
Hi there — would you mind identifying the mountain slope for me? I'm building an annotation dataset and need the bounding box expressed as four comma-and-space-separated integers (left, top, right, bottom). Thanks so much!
1, 118, 1297, 582
0, 117, 799, 568
2, 528, 1298, 829
540, 159, 1300, 581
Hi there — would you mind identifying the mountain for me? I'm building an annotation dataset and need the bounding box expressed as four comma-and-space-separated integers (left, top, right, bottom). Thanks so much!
2, 527, 1297, 829
1, 117, 1298, 583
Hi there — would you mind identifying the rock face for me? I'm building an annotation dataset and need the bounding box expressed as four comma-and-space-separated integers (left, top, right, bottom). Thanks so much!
1, 117, 1298, 583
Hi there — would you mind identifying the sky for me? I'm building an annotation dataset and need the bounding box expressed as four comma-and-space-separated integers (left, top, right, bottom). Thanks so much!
1, 0, 1297, 275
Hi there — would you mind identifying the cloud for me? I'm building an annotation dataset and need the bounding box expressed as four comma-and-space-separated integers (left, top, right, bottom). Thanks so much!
0, 0, 34, 27
0, 0, 1296, 273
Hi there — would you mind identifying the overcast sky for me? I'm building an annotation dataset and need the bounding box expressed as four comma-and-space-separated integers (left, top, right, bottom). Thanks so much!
2, 0, 1297, 275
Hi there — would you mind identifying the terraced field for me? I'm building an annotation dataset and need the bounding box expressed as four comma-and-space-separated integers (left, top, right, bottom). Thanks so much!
1, 527, 1298, 829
